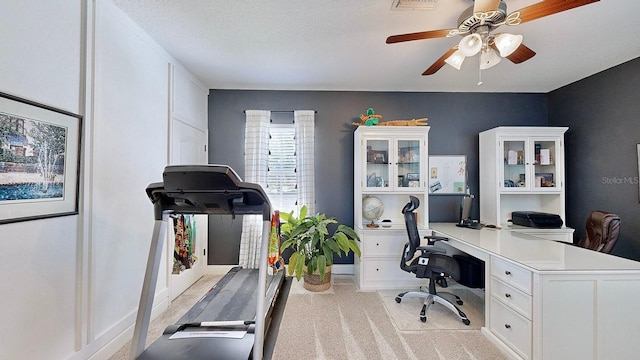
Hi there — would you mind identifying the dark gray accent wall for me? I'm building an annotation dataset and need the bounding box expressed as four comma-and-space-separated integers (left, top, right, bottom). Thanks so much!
207, 90, 548, 264
549, 57, 640, 261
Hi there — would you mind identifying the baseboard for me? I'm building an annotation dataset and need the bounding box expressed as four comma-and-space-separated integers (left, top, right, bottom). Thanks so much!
85, 288, 169, 360
332, 264, 354, 275
204, 264, 237, 276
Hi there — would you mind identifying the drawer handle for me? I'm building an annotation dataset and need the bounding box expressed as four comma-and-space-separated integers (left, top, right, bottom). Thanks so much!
505, 293, 511, 298
505, 324, 511, 329
505, 270, 512, 276
376, 268, 379, 272
376, 243, 379, 246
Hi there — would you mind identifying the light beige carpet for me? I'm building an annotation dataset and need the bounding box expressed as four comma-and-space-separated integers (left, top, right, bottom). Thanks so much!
272, 276, 507, 360
379, 281, 485, 331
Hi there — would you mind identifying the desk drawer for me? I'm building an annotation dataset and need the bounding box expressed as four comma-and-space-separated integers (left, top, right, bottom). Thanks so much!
490, 298, 532, 359
491, 277, 532, 319
362, 258, 407, 282
491, 257, 532, 294
362, 232, 406, 256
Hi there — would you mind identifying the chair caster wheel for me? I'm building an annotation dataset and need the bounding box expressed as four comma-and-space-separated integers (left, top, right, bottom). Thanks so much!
395, 297, 402, 303
456, 300, 463, 305
462, 319, 470, 325
420, 316, 427, 323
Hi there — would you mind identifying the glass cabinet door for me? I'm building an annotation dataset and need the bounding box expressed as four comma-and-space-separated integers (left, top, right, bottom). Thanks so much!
532, 139, 560, 190
502, 138, 561, 191
396, 139, 421, 189
502, 139, 527, 190
365, 139, 390, 189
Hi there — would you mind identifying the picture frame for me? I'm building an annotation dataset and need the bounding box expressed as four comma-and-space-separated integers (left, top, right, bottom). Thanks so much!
406, 173, 420, 188
406, 173, 419, 181
0, 92, 82, 224
637, 143, 640, 202
399, 146, 419, 163
535, 172, 554, 187
371, 150, 387, 164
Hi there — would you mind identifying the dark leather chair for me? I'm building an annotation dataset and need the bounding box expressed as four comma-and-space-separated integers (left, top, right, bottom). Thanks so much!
395, 196, 470, 325
577, 211, 621, 254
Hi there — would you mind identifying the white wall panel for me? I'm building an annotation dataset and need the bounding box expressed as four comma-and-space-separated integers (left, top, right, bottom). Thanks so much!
0, 1, 207, 358
0, 0, 82, 112
172, 65, 208, 131
92, 0, 169, 341
0, 1, 82, 359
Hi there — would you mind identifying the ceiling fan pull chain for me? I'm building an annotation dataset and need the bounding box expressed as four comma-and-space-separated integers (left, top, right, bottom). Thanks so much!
478, 56, 483, 86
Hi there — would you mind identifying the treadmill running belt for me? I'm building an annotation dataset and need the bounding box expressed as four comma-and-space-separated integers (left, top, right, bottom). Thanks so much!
180, 267, 261, 323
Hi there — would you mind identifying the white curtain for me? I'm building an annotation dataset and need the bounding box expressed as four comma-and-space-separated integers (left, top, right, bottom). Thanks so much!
240, 110, 270, 269
294, 110, 315, 215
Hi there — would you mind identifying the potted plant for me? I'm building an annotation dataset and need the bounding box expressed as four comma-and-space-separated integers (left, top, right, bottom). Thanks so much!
280, 205, 361, 291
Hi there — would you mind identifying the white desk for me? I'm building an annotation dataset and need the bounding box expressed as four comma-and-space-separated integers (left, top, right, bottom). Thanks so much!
430, 223, 640, 360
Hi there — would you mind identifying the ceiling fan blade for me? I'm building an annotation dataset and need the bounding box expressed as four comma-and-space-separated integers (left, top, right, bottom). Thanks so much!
474, 0, 502, 13
515, 0, 599, 24
504, 43, 536, 64
422, 47, 458, 76
386, 29, 451, 44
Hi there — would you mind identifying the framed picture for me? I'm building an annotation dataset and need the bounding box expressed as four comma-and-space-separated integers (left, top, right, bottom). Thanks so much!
0, 92, 82, 224
637, 144, 640, 202
535, 172, 554, 187
371, 150, 387, 164
399, 147, 419, 163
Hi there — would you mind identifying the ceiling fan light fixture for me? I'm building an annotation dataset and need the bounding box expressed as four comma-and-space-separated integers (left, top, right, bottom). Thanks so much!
494, 33, 523, 57
480, 48, 502, 70
444, 50, 465, 70
458, 33, 482, 57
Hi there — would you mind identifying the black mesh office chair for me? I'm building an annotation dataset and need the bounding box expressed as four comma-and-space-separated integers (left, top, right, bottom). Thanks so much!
395, 196, 470, 325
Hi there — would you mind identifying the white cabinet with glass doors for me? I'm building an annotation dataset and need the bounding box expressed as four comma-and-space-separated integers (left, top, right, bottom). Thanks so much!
354, 126, 430, 229
353, 126, 430, 290
479, 127, 571, 237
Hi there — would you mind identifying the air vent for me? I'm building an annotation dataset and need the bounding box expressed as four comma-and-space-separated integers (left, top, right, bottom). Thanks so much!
391, 0, 438, 11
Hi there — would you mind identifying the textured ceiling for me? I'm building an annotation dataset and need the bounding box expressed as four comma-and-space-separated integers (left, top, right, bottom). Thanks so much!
112, 0, 640, 93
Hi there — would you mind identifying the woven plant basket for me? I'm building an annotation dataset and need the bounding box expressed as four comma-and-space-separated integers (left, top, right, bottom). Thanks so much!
303, 265, 331, 292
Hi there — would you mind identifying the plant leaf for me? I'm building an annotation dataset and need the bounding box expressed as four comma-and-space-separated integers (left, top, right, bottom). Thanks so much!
325, 238, 340, 254
348, 240, 361, 257
317, 255, 327, 281
337, 224, 360, 242
334, 232, 350, 254
294, 253, 305, 281
288, 252, 299, 277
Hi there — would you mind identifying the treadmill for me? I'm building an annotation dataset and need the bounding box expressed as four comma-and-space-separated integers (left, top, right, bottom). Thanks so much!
130, 165, 285, 360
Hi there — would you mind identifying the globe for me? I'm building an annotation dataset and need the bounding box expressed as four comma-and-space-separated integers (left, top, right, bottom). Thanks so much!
362, 196, 384, 228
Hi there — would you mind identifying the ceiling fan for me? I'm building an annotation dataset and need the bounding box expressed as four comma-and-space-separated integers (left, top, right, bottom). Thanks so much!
386, 0, 600, 82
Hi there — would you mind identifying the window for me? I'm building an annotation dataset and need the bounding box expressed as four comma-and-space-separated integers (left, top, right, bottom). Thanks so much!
267, 124, 297, 213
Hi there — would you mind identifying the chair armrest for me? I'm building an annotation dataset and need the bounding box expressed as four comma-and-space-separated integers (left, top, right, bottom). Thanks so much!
424, 235, 449, 246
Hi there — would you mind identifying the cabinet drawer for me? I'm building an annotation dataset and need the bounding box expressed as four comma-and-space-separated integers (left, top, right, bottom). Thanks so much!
491, 257, 532, 294
362, 232, 407, 256
362, 258, 407, 282
490, 298, 532, 359
491, 277, 532, 319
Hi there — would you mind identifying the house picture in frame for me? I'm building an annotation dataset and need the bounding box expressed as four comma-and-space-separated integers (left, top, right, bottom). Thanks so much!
0, 92, 82, 224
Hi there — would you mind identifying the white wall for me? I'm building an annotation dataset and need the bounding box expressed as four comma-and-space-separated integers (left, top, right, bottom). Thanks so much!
0, 1, 208, 359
